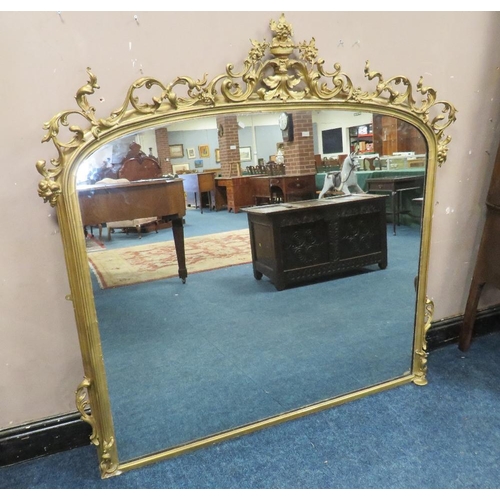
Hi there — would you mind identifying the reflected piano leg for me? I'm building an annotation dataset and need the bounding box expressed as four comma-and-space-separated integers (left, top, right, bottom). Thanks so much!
172, 217, 187, 283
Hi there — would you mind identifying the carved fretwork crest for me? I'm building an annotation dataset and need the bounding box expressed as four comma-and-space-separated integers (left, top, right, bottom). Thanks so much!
36, 13, 456, 207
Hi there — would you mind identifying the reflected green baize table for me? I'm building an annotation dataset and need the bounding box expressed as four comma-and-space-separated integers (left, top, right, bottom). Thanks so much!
315, 168, 425, 233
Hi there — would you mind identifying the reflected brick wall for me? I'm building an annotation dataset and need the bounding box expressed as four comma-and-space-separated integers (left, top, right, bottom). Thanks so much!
283, 111, 315, 175
155, 127, 172, 175
216, 115, 241, 177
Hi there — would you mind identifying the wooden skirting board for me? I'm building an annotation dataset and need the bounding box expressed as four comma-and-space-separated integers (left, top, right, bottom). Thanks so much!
0, 412, 91, 468
427, 305, 500, 350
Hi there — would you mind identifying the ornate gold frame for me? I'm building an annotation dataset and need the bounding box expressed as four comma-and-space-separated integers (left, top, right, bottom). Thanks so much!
36, 14, 456, 478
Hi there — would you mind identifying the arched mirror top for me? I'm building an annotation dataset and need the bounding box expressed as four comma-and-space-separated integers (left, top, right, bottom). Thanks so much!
36, 13, 456, 206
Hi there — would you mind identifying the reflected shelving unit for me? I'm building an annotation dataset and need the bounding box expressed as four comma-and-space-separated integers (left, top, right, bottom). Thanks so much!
349, 123, 373, 153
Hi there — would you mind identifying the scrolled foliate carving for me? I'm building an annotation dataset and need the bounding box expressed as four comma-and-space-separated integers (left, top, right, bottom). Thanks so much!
36, 67, 101, 206
219, 14, 356, 103
76, 379, 119, 477
36, 12, 456, 205
413, 297, 434, 386
76, 377, 118, 477
99, 438, 120, 477
36, 160, 62, 207
75, 377, 99, 446
361, 63, 457, 162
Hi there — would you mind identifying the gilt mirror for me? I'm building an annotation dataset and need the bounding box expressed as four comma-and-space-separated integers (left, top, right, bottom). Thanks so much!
36, 14, 456, 478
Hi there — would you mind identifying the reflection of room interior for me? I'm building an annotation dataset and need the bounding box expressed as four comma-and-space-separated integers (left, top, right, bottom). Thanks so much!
88, 207, 420, 463
77, 110, 426, 232
77, 109, 426, 459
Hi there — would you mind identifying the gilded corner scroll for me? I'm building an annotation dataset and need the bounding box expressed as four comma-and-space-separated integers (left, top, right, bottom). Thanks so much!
75, 377, 99, 446
76, 377, 120, 477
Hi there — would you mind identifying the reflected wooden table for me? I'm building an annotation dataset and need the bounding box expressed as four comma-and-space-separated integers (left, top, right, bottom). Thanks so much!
214, 176, 254, 213
366, 176, 424, 235
179, 172, 216, 213
78, 178, 188, 283
215, 174, 317, 213
249, 173, 317, 205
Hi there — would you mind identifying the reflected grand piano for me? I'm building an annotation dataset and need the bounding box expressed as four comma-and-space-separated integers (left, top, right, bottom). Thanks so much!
78, 178, 187, 283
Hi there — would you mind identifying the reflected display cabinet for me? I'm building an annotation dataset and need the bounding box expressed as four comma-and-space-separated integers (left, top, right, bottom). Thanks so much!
349, 123, 373, 153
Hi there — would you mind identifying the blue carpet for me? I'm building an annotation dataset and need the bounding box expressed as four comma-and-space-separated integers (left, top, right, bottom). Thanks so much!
89, 208, 421, 462
9, 207, 480, 489
1, 331, 499, 488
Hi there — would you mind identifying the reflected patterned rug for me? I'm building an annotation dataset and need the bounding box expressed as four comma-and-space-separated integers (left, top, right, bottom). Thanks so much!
88, 229, 252, 289
85, 235, 106, 253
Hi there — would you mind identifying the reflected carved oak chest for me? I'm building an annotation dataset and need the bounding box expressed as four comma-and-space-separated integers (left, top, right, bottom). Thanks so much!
243, 194, 388, 291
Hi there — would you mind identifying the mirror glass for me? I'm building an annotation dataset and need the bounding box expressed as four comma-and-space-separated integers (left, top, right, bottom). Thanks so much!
76, 109, 427, 463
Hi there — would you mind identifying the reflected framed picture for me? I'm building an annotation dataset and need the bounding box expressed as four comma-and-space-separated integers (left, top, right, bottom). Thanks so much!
169, 144, 184, 159
187, 147, 196, 159
198, 145, 210, 158
215, 148, 220, 163
172, 163, 190, 174
239, 146, 252, 162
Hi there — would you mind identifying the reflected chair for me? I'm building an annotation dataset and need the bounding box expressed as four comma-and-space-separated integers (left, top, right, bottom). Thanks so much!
337, 154, 348, 165
362, 156, 382, 171
270, 186, 284, 203
107, 217, 159, 240
179, 172, 216, 213
84, 224, 103, 239
196, 172, 216, 214
264, 161, 286, 176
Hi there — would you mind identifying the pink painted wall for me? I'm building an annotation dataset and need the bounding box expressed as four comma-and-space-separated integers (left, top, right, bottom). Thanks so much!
1, 11, 499, 430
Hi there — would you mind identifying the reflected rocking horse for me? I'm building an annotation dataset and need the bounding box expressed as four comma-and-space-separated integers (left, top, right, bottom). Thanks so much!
318, 152, 364, 198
